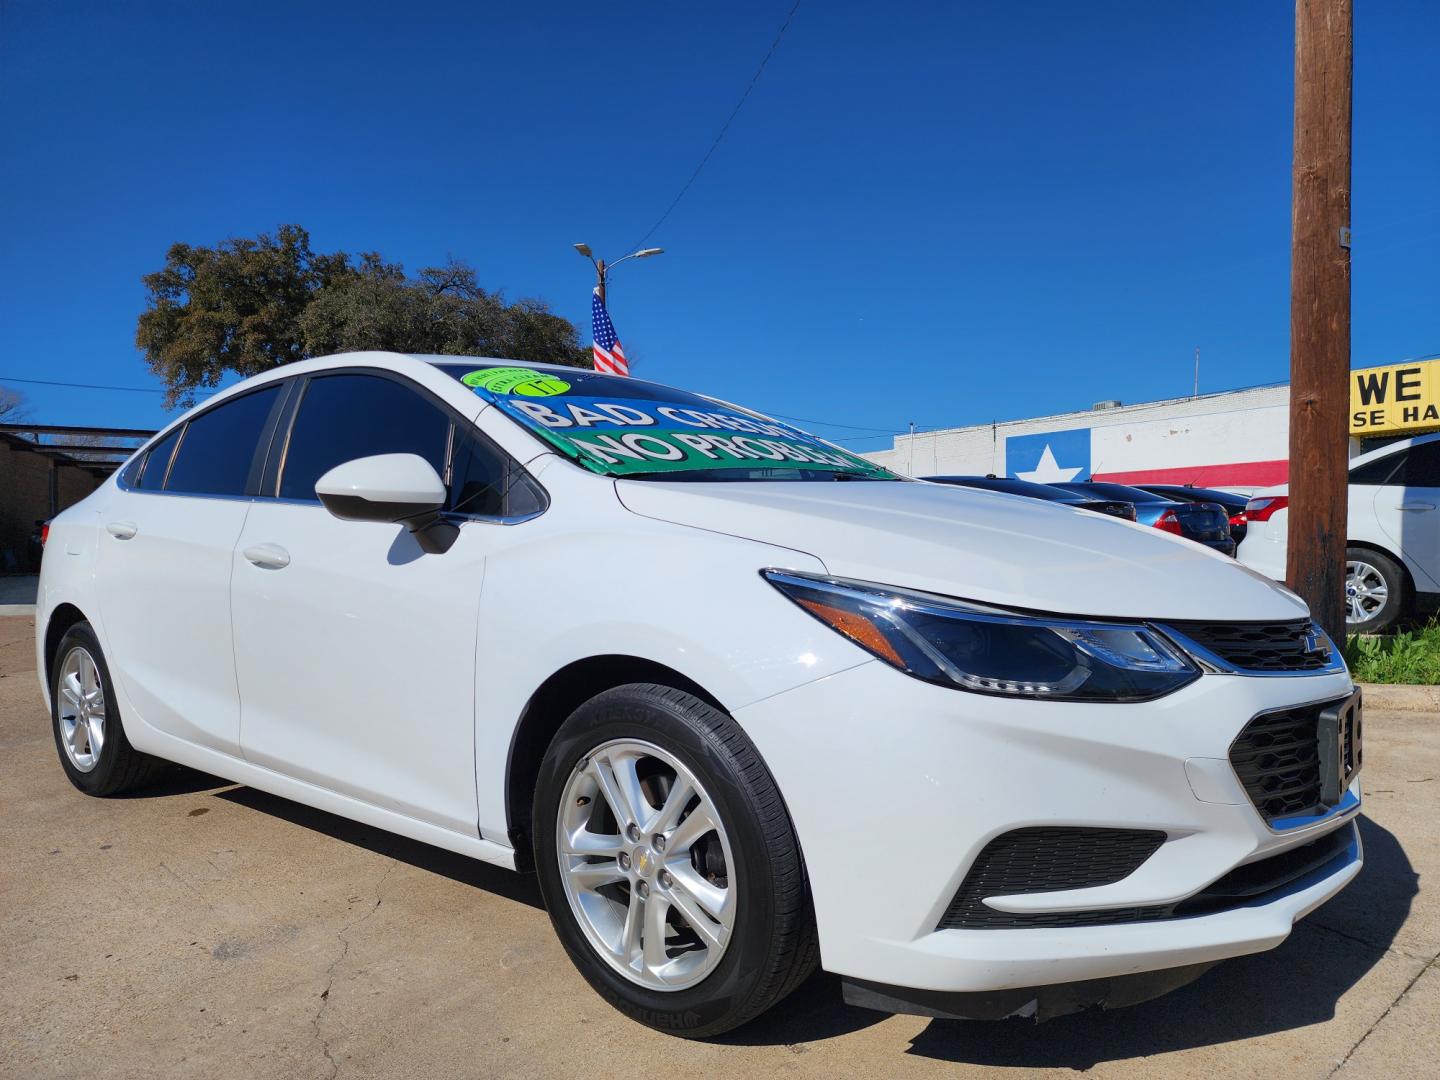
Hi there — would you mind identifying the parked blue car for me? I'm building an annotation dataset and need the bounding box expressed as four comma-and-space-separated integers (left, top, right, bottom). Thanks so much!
1050, 482, 1236, 557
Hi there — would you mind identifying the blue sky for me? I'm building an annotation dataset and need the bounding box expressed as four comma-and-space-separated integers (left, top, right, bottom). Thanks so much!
1, 1, 1436, 451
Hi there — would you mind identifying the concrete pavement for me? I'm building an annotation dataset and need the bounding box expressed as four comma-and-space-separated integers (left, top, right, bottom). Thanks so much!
0, 575, 37, 616
2, 613, 1437, 1079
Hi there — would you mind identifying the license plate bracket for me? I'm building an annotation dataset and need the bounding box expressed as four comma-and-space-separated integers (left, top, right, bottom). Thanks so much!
1317, 689, 1363, 806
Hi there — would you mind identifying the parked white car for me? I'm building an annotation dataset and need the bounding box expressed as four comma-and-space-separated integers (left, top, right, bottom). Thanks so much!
39, 352, 1363, 1035
1238, 432, 1440, 633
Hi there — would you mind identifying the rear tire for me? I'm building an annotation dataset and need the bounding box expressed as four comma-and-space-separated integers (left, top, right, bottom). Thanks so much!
1345, 548, 1407, 634
533, 683, 818, 1037
51, 622, 167, 796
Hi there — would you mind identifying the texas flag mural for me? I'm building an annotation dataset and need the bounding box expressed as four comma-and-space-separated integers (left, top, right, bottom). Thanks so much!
1005, 408, 1290, 489
1006, 429, 1092, 483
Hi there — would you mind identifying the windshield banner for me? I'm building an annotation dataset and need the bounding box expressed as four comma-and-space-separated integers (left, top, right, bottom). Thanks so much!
477, 388, 890, 478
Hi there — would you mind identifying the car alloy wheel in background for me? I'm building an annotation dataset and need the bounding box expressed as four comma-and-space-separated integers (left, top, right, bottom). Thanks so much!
1344, 547, 1406, 633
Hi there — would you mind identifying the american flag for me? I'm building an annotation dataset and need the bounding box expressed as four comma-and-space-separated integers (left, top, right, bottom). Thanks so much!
591, 288, 629, 376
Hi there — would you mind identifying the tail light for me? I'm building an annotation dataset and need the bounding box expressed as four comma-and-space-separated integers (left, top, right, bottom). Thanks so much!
40, 523, 50, 546
1228, 512, 1247, 529
1153, 508, 1184, 535
1245, 496, 1289, 522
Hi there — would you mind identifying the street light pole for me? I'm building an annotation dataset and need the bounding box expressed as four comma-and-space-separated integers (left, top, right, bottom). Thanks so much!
573, 244, 663, 309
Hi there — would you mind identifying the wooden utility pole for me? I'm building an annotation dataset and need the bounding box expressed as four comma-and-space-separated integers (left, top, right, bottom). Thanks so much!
1287, 0, 1352, 643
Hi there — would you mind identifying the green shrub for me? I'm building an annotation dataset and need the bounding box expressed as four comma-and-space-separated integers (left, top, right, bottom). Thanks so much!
1345, 621, 1440, 684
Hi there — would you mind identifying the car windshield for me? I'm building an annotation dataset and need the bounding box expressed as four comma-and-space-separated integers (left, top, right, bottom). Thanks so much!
438, 363, 898, 482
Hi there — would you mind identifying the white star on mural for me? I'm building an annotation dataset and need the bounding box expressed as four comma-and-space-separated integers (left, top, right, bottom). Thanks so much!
1015, 444, 1083, 483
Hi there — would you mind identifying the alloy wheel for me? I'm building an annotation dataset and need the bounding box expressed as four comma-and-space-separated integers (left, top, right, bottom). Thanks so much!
1345, 560, 1389, 626
58, 646, 106, 772
555, 738, 736, 991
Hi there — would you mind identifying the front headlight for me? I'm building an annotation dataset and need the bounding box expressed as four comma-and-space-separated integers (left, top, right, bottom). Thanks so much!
764, 570, 1199, 702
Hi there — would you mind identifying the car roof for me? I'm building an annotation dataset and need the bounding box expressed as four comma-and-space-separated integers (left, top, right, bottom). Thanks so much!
922, 475, 1081, 500
1053, 481, 1176, 501
1138, 484, 1246, 501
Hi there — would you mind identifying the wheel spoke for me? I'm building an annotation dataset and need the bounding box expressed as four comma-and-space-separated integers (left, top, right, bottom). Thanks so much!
69, 717, 89, 755
668, 803, 718, 854
665, 862, 732, 923
647, 775, 694, 835
565, 859, 625, 889
61, 672, 83, 711
620, 888, 644, 963
79, 654, 97, 693
641, 892, 672, 976
561, 827, 624, 857
588, 756, 641, 830
666, 880, 727, 952
86, 717, 104, 757
609, 752, 651, 829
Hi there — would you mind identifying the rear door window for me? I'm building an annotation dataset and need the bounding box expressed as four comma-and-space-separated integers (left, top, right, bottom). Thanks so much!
163, 385, 284, 497
278, 373, 451, 501
130, 427, 182, 490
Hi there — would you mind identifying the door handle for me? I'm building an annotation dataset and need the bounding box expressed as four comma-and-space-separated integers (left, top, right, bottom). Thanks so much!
106, 521, 138, 540
1398, 503, 1436, 512
242, 543, 291, 570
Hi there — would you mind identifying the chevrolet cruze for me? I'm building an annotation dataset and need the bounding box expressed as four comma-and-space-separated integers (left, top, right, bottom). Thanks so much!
38, 352, 1363, 1035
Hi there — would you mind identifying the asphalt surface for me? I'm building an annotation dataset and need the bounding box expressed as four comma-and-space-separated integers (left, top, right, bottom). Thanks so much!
2, 613, 1437, 1079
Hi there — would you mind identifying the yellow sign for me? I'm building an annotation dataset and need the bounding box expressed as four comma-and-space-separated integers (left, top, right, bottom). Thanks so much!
1350, 359, 1440, 436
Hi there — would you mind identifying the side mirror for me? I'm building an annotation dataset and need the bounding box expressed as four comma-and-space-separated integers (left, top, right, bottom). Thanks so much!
314, 454, 457, 553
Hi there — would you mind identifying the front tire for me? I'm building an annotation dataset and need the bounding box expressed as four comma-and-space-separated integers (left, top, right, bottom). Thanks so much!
1346, 547, 1407, 634
533, 683, 817, 1037
51, 622, 167, 796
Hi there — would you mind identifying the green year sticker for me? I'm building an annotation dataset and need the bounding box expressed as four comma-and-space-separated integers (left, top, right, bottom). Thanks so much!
461, 367, 571, 397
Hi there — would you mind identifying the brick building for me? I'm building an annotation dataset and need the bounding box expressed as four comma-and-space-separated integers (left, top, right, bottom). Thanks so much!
0, 432, 132, 574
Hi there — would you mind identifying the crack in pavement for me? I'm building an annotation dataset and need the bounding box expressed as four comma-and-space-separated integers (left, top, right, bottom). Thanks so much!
1305, 919, 1434, 963
1326, 951, 1440, 1077
311, 859, 398, 1079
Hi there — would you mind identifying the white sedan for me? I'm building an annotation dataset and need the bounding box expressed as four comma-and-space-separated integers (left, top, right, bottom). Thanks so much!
1239, 432, 1440, 633
39, 352, 1362, 1035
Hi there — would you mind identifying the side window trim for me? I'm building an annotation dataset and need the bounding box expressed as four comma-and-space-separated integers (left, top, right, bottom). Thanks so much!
248, 378, 300, 497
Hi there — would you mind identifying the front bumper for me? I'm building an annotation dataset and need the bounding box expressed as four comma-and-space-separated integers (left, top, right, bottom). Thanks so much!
734, 661, 1361, 994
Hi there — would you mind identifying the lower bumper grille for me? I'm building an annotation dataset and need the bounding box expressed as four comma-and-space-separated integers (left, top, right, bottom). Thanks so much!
936, 823, 1354, 930
936, 827, 1165, 930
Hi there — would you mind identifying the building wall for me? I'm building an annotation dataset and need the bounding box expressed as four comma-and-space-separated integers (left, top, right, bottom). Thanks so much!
0, 441, 106, 573
864, 384, 1293, 492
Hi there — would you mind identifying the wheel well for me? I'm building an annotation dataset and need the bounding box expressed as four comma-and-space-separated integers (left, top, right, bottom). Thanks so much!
504, 656, 724, 870
43, 603, 89, 688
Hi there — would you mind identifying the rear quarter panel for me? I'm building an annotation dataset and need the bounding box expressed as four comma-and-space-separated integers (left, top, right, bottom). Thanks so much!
35, 484, 113, 708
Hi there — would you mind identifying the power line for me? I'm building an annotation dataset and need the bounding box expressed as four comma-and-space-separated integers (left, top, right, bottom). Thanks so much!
630, 1, 803, 249
0, 374, 219, 397
764, 410, 900, 433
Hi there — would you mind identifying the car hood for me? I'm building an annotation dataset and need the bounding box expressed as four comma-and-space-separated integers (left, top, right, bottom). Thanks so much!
615, 479, 1307, 621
